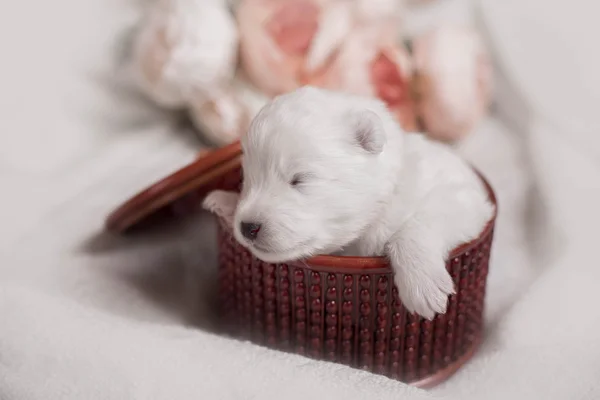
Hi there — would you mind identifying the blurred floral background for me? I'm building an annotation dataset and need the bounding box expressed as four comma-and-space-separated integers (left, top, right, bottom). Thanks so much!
128, 0, 493, 146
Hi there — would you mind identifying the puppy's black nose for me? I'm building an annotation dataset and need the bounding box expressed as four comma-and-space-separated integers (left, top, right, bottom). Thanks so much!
240, 222, 261, 240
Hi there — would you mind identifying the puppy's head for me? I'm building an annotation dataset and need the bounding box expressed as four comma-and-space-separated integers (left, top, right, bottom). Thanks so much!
233, 87, 402, 262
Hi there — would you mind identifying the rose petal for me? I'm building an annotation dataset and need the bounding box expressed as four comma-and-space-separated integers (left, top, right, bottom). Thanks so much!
266, 1, 319, 55
238, 0, 324, 96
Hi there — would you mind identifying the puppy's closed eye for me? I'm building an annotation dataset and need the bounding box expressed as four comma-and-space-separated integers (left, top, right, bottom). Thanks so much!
290, 173, 310, 188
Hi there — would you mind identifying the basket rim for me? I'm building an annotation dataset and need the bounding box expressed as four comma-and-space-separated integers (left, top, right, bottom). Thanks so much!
106, 140, 497, 269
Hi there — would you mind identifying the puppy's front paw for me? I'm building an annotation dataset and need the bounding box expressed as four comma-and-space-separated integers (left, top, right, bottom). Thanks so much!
394, 263, 455, 320
202, 190, 239, 226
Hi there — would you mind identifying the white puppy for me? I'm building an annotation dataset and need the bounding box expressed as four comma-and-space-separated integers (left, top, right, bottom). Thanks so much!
204, 86, 494, 320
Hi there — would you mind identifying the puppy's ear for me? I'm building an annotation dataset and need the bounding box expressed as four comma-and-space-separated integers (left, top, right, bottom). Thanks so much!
348, 109, 386, 154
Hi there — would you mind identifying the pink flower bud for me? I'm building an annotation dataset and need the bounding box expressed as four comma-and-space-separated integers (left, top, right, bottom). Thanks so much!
412, 25, 493, 142
237, 0, 416, 130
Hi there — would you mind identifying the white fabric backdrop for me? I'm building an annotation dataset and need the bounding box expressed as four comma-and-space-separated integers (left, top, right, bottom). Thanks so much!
1, 0, 599, 399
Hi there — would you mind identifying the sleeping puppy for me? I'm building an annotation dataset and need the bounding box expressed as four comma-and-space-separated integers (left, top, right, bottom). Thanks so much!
203, 86, 493, 320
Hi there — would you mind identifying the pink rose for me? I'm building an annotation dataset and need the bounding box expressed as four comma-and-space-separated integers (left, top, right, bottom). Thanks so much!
237, 0, 417, 131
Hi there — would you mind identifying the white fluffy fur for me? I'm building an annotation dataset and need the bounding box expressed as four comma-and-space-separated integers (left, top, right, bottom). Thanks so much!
205, 86, 493, 320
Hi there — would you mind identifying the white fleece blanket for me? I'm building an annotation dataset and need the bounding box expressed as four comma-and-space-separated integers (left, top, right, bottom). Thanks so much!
1, 0, 600, 399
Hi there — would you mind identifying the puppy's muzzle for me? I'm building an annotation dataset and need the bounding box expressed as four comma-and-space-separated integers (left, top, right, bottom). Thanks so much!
240, 221, 262, 240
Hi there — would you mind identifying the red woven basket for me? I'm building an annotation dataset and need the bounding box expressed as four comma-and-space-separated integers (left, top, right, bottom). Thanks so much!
106, 141, 497, 388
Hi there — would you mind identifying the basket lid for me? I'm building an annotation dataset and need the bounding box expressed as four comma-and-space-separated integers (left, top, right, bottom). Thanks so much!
105, 141, 243, 233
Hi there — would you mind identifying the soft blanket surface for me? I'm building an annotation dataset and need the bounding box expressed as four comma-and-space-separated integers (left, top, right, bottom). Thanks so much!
1, 0, 599, 399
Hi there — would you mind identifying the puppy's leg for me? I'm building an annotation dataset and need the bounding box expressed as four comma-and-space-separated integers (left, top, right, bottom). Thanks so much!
386, 214, 455, 320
